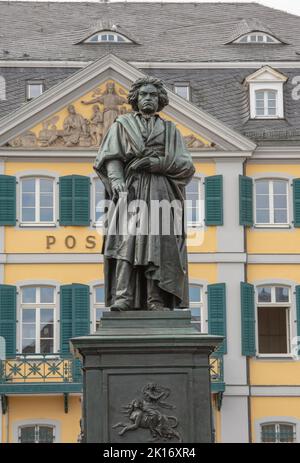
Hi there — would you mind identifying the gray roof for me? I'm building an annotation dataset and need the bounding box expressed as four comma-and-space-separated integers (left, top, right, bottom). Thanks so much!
1, 1, 300, 62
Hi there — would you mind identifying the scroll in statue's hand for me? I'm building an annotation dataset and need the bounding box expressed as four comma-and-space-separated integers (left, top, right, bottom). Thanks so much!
110, 179, 128, 199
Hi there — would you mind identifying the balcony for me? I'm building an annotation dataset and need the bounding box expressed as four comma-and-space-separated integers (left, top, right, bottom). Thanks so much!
0, 354, 82, 394
0, 353, 225, 394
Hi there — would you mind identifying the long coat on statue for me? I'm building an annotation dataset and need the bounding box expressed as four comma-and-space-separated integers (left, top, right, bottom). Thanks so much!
94, 112, 195, 309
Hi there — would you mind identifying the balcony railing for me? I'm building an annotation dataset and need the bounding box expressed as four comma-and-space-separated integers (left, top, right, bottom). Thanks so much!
0, 354, 82, 394
0, 353, 225, 394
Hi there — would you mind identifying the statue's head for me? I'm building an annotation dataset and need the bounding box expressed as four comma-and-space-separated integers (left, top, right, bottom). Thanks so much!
128, 77, 169, 115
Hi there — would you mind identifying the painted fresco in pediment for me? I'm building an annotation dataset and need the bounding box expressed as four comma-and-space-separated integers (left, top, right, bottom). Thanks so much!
6, 80, 214, 150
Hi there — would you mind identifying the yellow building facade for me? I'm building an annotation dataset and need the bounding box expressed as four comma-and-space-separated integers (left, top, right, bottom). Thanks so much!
0, 54, 299, 444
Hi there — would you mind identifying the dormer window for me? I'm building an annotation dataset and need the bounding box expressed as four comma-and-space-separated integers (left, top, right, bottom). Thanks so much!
245, 66, 287, 119
85, 31, 131, 43
236, 33, 280, 44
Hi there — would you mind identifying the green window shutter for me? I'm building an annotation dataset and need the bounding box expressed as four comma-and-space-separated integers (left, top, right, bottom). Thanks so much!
72, 284, 90, 337
0, 284, 17, 357
205, 175, 223, 226
293, 179, 300, 227
239, 175, 253, 226
296, 286, 300, 339
60, 285, 73, 353
59, 175, 90, 226
207, 283, 227, 355
60, 284, 90, 354
0, 175, 16, 225
241, 282, 256, 356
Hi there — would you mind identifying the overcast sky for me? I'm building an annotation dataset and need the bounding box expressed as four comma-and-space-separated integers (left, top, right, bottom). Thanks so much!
6, 0, 300, 17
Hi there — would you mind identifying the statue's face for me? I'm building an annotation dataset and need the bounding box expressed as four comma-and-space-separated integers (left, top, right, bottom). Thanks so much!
137, 84, 159, 115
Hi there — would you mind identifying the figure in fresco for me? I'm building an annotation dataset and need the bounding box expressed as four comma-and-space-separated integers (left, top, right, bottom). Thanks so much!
89, 104, 104, 146
63, 104, 88, 147
94, 76, 195, 312
82, 82, 127, 136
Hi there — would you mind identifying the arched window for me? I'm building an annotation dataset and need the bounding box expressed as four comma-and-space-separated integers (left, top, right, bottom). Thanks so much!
261, 422, 296, 443
85, 32, 130, 43
255, 179, 289, 225
186, 178, 202, 227
0, 76, 6, 101
20, 286, 56, 354
18, 424, 56, 443
20, 177, 55, 225
236, 33, 280, 44
256, 285, 291, 355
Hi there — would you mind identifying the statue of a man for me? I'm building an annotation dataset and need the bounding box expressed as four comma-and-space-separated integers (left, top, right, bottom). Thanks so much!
94, 77, 195, 312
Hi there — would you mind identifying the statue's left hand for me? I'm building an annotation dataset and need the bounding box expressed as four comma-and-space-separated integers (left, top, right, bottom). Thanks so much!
130, 156, 161, 173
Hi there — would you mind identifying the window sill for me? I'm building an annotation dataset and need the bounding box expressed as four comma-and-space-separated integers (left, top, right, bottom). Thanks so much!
254, 224, 291, 229
16, 354, 60, 360
19, 222, 57, 228
251, 116, 284, 120
256, 354, 295, 360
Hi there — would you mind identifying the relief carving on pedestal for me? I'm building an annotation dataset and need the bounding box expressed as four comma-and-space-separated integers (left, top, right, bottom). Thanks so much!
112, 382, 182, 442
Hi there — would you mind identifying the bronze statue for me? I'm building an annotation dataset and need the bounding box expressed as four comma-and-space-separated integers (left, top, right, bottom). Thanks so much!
94, 77, 195, 312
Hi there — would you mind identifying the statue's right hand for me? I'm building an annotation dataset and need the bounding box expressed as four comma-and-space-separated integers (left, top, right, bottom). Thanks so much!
111, 180, 128, 198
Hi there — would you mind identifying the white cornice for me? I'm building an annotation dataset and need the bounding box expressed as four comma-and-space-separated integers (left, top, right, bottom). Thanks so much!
1, 60, 300, 69
0, 53, 256, 152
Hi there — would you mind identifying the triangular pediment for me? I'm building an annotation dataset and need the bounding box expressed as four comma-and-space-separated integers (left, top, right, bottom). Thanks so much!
245, 65, 288, 83
0, 54, 256, 152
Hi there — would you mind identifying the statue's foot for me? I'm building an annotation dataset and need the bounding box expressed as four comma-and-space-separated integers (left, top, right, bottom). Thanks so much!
148, 305, 171, 312
110, 302, 130, 312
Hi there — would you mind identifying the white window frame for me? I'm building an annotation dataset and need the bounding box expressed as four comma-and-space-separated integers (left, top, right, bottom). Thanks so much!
236, 33, 280, 44
189, 284, 203, 332
92, 177, 106, 228
85, 31, 130, 43
255, 89, 278, 118
19, 285, 58, 355
260, 422, 296, 443
20, 176, 56, 227
249, 82, 284, 119
256, 284, 292, 357
92, 285, 108, 332
186, 177, 204, 228
26, 81, 44, 101
254, 178, 290, 228
174, 84, 190, 101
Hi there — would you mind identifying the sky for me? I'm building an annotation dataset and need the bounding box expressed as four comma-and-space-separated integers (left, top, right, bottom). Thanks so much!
5, 0, 300, 17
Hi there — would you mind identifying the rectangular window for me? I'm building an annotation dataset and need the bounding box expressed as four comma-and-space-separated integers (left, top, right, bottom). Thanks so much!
21, 177, 55, 225
189, 285, 203, 331
21, 286, 56, 354
261, 423, 296, 443
19, 425, 55, 443
257, 286, 291, 355
186, 178, 202, 227
174, 84, 190, 101
93, 286, 108, 331
94, 178, 106, 225
26, 82, 44, 101
255, 90, 278, 117
255, 179, 288, 225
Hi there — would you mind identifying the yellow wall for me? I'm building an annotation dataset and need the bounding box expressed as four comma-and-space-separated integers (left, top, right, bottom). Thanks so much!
2, 395, 81, 443
251, 397, 300, 443
247, 264, 300, 284
250, 359, 300, 385
246, 163, 300, 254
5, 263, 104, 284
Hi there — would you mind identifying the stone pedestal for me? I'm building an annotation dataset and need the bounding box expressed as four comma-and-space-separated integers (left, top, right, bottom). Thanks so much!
71, 311, 222, 443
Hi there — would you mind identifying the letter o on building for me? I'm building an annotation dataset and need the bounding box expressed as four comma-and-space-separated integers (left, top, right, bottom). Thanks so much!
65, 235, 76, 249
